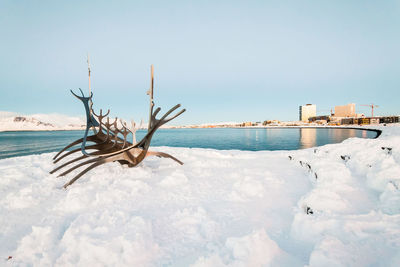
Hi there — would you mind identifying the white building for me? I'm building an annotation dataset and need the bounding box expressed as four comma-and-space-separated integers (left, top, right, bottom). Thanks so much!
299, 104, 316, 122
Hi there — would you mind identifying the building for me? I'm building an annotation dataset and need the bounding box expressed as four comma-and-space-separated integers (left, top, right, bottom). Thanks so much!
299, 104, 316, 122
339, 116, 399, 125
334, 103, 356, 117
380, 116, 400, 124
308, 115, 330, 123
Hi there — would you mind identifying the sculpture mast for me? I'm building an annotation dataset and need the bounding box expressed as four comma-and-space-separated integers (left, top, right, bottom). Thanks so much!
147, 64, 154, 131
87, 53, 92, 111
87, 53, 98, 134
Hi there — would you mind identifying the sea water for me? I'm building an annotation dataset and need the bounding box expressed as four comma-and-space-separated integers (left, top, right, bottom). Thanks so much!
0, 128, 378, 160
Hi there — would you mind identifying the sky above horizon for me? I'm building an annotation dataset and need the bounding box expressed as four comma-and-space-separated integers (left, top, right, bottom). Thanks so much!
1, 0, 399, 125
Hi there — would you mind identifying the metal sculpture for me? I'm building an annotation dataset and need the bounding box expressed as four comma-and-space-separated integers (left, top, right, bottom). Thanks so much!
51, 65, 185, 188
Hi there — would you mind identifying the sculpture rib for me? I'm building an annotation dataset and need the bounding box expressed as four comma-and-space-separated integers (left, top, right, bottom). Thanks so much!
50, 155, 87, 174
57, 157, 103, 177
146, 151, 183, 165
63, 159, 109, 188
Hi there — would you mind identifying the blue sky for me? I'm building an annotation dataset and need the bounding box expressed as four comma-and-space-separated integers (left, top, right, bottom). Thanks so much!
0, 0, 399, 124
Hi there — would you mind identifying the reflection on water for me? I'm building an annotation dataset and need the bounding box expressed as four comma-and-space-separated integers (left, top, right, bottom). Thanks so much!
299, 128, 317, 149
298, 128, 375, 150
362, 130, 367, 138
0, 128, 378, 160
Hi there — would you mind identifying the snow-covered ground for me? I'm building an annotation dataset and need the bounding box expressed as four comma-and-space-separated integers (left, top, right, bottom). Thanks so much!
1, 125, 400, 266
0, 111, 85, 131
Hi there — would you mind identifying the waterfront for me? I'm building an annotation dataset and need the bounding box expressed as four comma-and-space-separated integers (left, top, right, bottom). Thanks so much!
0, 127, 378, 160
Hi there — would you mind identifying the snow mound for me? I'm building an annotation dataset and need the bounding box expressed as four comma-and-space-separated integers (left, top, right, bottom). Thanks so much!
1, 125, 400, 266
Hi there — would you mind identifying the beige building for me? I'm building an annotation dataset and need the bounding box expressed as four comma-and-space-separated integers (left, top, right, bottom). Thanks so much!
299, 104, 316, 122
335, 103, 356, 117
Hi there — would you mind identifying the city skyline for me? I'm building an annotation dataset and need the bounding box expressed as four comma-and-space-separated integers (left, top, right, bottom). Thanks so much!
1, 1, 399, 125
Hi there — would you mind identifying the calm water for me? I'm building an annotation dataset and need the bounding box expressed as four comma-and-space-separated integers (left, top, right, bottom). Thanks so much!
0, 128, 378, 160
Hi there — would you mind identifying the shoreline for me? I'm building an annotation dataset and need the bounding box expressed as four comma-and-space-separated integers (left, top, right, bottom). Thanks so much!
0, 125, 383, 137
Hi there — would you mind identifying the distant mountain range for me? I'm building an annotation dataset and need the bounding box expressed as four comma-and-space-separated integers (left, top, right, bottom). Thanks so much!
0, 111, 245, 131
0, 111, 86, 131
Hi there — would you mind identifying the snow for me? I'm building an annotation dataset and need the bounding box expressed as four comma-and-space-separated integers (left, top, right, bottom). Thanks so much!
0, 111, 85, 131
1, 125, 400, 266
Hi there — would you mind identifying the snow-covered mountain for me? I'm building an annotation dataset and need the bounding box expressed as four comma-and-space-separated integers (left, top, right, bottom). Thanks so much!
0, 111, 85, 131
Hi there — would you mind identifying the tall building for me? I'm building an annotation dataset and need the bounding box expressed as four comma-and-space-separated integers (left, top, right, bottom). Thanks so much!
334, 103, 356, 117
299, 104, 316, 122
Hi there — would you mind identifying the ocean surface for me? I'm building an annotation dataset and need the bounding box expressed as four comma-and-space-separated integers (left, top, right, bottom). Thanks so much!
0, 128, 378, 160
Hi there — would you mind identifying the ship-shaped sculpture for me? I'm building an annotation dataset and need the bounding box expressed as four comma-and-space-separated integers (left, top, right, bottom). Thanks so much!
51, 65, 185, 188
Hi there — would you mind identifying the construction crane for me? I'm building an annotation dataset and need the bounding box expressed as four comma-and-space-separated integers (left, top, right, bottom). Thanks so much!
361, 104, 379, 117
